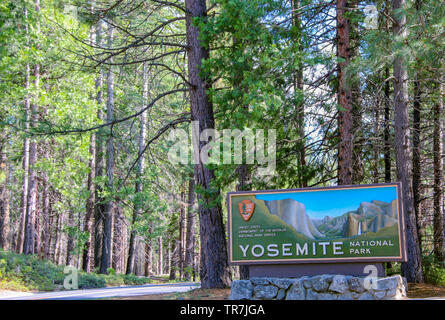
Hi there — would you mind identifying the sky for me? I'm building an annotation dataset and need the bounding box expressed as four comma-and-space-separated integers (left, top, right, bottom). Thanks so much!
255, 186, 398, 219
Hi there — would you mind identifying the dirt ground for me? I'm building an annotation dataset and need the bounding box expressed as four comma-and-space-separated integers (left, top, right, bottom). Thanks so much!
407, 282, 445, 299
115, 283, 445, 300
116, 288, 231, 300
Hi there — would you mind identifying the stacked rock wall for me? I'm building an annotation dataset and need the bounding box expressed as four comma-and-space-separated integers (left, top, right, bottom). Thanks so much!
230, 274, 407, 300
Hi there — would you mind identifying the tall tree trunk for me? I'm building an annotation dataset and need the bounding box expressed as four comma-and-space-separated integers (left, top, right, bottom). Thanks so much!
291, 0, 306, 188
0, 139, 10, 251
411, 0, 425, 256
34, 169, 40, 255
127, 63, 149, 274
393, 0, 423, 283
158, 236, 163, 275
433, 80, 445, 262
384, 67, 392, 183
17, 69, 30, 254
236, 164, 251, 280
82, 10, 100, 273
144, 239, 152, 277
336, 0, 353, 185
83, 131, 96, 272
24, 0, 41, 255
66, 210, 75, 266
383, 0, 392, 184
54, 211, 64, 265
100, 25, 115, 274
373, 95, 380, 184
185, 0, 231, 289
178, 189, 185, 280
24, 63, 40, 253
94, 19, 106, 271
169, 239, 177, 280
412, 74, 423, 248
350, 0, 363, 184
112, 205, 125, 273
40, 137, 50, 259
184, 177, 196, 281
17, 8, 31, 255
48, 194, 56, 261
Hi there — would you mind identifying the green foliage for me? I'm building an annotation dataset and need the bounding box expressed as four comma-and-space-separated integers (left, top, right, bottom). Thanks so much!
122, 274, 151, 286
78, 273, 106, 289
106, 267, 116, 276
0, 250, 62, 291
103, 273, 124, 287
423, 254, 445, 286
0, 250, 154, 291
198, 0, 328, 191
385, 262, 401, 277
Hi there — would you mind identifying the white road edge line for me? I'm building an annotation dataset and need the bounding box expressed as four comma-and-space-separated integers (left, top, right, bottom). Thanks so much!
5, 283, 199, 300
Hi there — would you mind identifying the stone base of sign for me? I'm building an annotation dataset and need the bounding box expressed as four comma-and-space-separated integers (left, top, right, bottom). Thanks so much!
229, 274, 407, 300
248, 262, 385, 278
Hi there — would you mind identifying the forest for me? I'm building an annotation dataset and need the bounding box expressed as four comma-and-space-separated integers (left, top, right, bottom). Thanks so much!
0, 0, 443, 290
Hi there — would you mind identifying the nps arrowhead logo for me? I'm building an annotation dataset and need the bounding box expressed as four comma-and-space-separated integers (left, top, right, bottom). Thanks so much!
238, 199, 255, 222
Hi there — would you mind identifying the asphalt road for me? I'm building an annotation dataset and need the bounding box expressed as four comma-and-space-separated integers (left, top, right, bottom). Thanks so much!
0, 282, 199, 300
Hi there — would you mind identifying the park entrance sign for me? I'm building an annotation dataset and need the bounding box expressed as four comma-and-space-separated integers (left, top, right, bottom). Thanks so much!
227, 183, 407, 265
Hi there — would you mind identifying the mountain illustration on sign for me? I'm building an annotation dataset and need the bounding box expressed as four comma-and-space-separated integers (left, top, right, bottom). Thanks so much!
262, 198, 398, 240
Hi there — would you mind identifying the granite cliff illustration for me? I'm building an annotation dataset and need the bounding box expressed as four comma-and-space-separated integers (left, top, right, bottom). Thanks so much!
263, 198, 398, 240
264, 199, 325, 240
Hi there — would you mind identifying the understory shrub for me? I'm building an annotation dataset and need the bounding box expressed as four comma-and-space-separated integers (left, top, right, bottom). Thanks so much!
423, 254, 445, 286
0, 250, 152, 291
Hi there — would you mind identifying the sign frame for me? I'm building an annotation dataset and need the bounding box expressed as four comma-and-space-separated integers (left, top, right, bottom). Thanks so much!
227, 182, 407, 266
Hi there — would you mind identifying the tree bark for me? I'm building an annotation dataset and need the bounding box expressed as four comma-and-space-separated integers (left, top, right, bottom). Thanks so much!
350, 0, 363, 184
17, 7, 31, 255
169, 239, 177, 280
127, 63, 149, 275
384, 67, 392, 183
178, 189, 185, 280
112, 205, 125, 273
236, 164, 251, 280
23, 0, 41, 255
144, 239, 152, 277
433, 80, 445, 262
0, 139, 10, 251
185, 0, 231, 289
184, 177, 196, 281
373, 95, 380, 184
94, 19, 106, 271
23, 70, 40, 253
66, 210, 75, 266
82, 11, 100, 273
383, 0, 392, 184
393, 0, 423, 283
412, 74, 423, 248
100, 24, 115, 274
54, 211, 64, 265
48, 194, 56, 262
158, 236, 163, 275
291, 0, 307, 188
83, 130, 96, 272
40, 151, 50, 259
336, 0, 353, 185
17, 68, 30, 254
